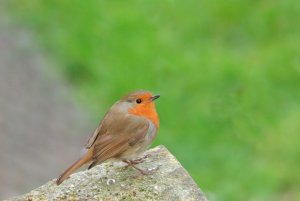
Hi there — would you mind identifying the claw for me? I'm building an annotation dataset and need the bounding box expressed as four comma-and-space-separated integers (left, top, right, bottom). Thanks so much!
122, 159, 159, 175
129, 154, 151, 165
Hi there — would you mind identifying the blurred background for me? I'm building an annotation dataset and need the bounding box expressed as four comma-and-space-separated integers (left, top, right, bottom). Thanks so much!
1, 0, 300, 200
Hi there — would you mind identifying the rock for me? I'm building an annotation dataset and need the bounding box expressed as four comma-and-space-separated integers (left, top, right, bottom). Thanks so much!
5, 145, 208, 201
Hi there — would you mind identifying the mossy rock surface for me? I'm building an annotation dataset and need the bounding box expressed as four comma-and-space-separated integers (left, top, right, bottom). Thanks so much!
6, 145, 207, 201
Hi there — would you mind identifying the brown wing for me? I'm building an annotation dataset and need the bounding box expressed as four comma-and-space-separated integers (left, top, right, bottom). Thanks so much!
87, 107, 149, 167
85, 110, 110, 149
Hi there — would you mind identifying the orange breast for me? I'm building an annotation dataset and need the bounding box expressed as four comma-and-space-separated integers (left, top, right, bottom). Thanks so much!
128, 102, 159, 128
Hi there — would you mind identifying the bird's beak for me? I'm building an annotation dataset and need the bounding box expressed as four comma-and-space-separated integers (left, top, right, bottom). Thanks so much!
150, 95, 160, 102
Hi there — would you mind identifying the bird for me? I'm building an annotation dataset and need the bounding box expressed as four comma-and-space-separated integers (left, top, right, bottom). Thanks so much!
56, 90, 160, 185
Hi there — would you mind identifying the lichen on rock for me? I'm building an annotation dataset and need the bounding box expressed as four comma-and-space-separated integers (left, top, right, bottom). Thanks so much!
6, 145, 207, 201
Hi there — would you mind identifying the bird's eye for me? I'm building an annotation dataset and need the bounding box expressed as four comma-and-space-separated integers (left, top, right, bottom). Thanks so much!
136, 98, 142, 104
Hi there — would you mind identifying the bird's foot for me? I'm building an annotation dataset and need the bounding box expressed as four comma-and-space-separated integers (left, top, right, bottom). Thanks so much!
130, 154, 151, 165
122, 159, 160, 175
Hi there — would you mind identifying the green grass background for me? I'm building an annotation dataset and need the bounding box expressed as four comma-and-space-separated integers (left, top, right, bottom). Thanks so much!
7, 0, 300, 200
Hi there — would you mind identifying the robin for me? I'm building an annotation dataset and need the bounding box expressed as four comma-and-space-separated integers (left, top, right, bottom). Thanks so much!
56, 90, 160, 185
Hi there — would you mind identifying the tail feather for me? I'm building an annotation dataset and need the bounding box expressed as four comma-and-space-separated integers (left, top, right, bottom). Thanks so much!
56, 149, 93, 185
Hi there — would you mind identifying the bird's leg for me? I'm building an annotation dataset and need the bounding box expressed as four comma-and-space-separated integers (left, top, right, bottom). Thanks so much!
129, 154, 151, 165
122, 159, 158, 175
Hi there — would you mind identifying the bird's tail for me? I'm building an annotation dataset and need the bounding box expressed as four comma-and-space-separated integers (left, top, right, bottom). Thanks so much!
56, 149, 93, 185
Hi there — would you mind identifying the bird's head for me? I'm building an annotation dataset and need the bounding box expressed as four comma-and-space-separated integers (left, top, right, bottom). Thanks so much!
119, 90, 160, 127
